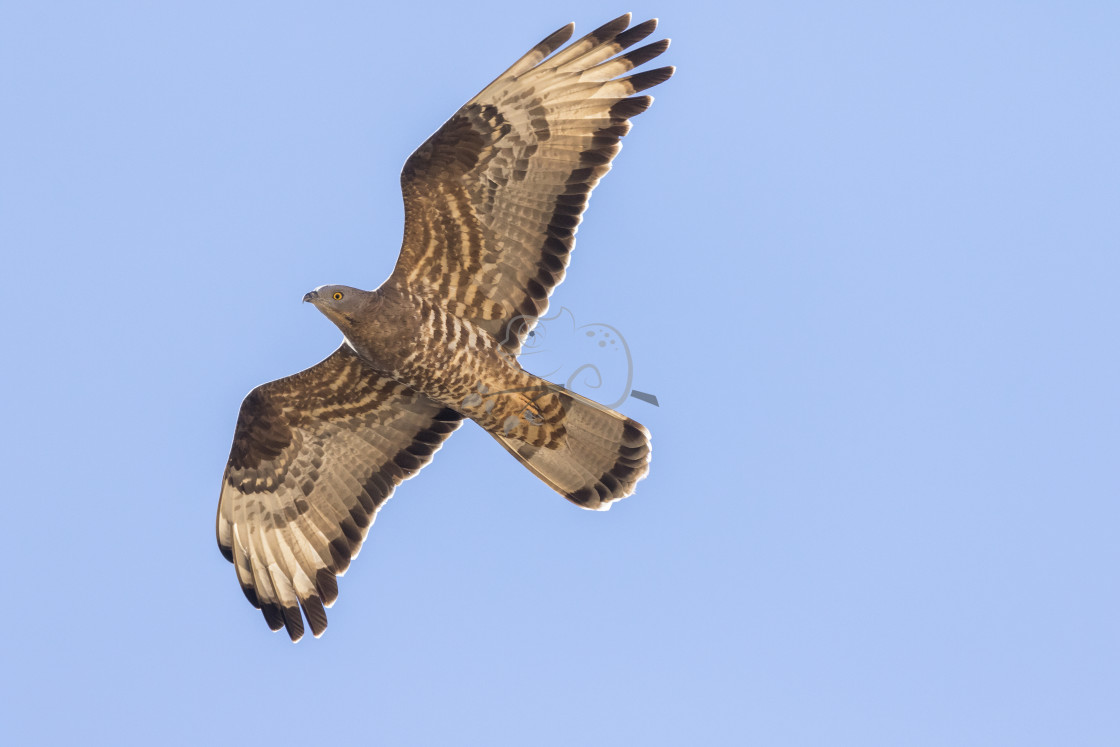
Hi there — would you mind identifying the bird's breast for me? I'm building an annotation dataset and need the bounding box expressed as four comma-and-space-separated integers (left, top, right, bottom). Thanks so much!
346, 295, 524, 412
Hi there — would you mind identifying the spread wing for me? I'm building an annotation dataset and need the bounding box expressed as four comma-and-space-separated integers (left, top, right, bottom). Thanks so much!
215, 344, 463, 641
389, 14, 673, 353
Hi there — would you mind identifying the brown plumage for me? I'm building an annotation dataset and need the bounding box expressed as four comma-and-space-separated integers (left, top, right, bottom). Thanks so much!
217, 14, 671, 641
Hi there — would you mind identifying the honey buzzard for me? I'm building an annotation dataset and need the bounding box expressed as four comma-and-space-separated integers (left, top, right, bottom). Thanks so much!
216, 14, 672, 641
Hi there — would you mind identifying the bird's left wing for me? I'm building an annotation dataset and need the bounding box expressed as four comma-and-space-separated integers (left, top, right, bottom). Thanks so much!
216, 344, 463, 641
389, 14, 673, 354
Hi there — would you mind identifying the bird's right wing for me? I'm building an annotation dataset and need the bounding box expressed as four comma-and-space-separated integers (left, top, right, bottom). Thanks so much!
215, 344, 463, 641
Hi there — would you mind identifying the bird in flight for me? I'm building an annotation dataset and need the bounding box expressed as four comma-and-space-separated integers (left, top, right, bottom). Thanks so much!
216, 14, 673, 641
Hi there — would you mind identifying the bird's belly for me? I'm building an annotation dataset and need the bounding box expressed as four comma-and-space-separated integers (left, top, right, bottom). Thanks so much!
392, 329, 531, 417
349, 309, 553, 442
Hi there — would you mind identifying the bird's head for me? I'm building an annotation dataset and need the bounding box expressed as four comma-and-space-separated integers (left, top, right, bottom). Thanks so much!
303, 285, 369, 330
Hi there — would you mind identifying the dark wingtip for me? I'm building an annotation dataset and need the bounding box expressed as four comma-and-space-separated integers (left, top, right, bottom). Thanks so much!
240, 582, 260, 609
261, 602, 285, 632
628, 66, 675, 94
316, 568, 339, 607
586, 14, 633, 46
281, 604, 304, 642
328, 538, 352, 574
541, 22, 575, 54
622, 39, 671, 70
610, 12, 634, 28
300, 596, 329, 638
614, 18, 658, 50
610, 95, 654, 121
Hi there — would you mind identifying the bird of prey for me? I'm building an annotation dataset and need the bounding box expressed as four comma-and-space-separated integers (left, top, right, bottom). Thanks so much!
216, 14, 672, 641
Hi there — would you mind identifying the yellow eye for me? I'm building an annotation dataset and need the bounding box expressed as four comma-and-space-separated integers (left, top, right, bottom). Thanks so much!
333, 291, 343, 300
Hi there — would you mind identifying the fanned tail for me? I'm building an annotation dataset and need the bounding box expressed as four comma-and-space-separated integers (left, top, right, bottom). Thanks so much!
487, 379, 651, 509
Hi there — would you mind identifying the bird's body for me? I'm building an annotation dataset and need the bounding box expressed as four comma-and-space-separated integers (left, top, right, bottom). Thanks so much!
310, 282, 649, 495
313, 283, 551, 443
315, 284, 524, 420
217, 14, 672, 641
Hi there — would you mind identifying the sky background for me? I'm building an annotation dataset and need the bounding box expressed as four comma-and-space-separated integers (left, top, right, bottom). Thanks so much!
2, 1, 1118, 744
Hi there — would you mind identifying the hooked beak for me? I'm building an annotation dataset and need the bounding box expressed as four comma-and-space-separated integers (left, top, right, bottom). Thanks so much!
303, 290, 318, 304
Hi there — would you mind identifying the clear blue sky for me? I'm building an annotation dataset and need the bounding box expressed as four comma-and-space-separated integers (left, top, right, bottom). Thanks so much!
2, 1, 1118, 744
